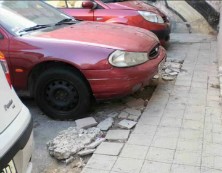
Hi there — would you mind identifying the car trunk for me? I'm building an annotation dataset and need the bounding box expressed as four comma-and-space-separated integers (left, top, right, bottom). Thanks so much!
0, 66, 22, 133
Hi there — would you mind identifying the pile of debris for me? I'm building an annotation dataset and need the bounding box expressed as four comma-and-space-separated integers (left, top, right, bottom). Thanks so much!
46, 97, 146, 164
160, 60, 183, 81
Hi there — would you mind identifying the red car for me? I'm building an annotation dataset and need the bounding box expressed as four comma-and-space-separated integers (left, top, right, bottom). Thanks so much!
0, 1, 166, 120
46, 0, 171, 44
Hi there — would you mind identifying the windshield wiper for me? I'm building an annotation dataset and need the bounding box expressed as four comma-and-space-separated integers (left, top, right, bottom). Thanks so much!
18, 24, 51, 33
55, 18, 78, 25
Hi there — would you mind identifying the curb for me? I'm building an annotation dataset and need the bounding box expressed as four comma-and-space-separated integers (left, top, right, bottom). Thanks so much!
217, 6, 222, 97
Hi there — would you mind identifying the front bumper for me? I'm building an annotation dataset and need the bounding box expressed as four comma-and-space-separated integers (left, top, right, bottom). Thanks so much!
83, 46, 166, 99
137, 17, 171, 42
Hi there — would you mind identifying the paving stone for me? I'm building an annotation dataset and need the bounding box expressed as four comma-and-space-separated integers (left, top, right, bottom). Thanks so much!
140, 161, 171, 173
174, 150, 201, 166
118, 119, 137, 129
182, 119, 204, 130
94, 142, 124, 156
97, 117, 114, 131
85, 138, 106, 149
77, 149, 95, 156
127, 114, 140, 121
124, 108, 141, 116
75, 117, 98, 129
177, 139, 202, 152
155, 127, 180, 138
86, 154, 117, 171
120, 144, 148, 159
81, 168, 109, 173
112, 157, 143, 173
118, 112, 129, 119
132, 124, 157, 135
105, 130, 130, 141
151, 136, 178, 150
107, 112, 119, 118
171, 164, 200, 173
146, 147, 175, 163
127, 134, 153, 146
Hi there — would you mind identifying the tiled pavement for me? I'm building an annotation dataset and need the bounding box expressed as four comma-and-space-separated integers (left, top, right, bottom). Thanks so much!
82, 34, 222, 173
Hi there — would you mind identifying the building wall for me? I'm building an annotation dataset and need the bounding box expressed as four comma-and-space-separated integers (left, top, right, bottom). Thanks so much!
149, 0, 220, 34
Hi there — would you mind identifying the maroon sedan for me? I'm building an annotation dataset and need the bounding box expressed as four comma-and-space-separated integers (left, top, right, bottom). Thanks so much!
46, 0, 171, 45
0, 1, 166, 120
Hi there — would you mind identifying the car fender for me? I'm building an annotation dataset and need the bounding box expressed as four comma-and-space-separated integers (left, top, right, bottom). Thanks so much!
105, 17, 128, 25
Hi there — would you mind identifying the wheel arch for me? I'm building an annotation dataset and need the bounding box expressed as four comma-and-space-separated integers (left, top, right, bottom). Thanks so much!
28, 61, 93, 98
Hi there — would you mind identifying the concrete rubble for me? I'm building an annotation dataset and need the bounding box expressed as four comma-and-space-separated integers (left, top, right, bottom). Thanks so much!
161, 61, 183, 81
77, 149, 95, 156
85, 138, 106, 149
47, 127, 102, 160
97, 117, 114, 131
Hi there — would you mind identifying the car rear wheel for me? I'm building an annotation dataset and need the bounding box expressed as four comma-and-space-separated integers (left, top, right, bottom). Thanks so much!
34, 68, 91, 120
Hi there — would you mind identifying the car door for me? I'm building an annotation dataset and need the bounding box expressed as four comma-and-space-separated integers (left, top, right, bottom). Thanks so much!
59, 0, 94, 21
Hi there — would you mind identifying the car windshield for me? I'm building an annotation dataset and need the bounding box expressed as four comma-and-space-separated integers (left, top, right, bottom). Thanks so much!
0, 1, 73, 36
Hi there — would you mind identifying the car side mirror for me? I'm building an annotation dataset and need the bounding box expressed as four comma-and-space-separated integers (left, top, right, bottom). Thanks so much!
82, 1, 97, 9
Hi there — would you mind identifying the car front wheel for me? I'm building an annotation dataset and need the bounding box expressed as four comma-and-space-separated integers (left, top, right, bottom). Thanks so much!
34, 67, 91, 120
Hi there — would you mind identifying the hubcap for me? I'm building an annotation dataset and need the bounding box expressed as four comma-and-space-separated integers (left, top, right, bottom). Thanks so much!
44, 80, 79, 111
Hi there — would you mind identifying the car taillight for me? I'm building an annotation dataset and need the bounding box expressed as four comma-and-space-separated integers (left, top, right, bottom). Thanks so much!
0, 52, 12, 87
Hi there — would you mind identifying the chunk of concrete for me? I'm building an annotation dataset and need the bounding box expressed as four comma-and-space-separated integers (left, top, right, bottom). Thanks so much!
169, 72, 178, 76
124, 108, 141, 116
75, 117, 98, 129
78, 149, 95, 156
165, 68, 172, 74
85, 138, 106, 149
162, 75, 175, 81
118, 112, 129, 119
105, 129, 130, 141
118, 119, 137, 129
47, 127, 101, 160
94, 142, 124, 156
97, 117, 114, 131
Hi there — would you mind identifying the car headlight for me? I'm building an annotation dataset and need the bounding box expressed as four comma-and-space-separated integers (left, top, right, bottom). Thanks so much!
138, 11, 164, 23
108, 50, 149, 67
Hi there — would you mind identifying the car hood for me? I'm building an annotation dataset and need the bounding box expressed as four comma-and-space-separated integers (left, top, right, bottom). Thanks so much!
30, 22, 159, 52
105, 1, 162, 15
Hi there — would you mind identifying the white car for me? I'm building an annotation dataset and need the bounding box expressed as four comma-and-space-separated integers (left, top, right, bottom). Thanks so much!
0, 52, 33, 173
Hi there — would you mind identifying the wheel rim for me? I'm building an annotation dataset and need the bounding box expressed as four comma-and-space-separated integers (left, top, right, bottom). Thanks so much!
44, 80, 79, 111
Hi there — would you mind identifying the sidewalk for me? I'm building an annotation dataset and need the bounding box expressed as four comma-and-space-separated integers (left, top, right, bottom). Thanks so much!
81, 33, 221, 173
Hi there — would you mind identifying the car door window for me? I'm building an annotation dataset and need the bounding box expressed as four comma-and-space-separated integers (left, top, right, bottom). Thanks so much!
67, 0, 85, 8
45, 0, 68, 8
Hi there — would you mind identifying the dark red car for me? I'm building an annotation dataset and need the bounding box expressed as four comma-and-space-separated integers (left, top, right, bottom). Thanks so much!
46, 0, 171, 44
0, 1, 166, 120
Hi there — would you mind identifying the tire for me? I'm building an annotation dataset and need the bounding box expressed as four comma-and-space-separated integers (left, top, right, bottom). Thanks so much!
34, 67, 91, 120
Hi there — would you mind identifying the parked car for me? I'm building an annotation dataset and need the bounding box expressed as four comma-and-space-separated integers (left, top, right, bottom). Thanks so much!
46, 0, 171, 44
0, 52, 33, 173
0, 1, 166, 120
